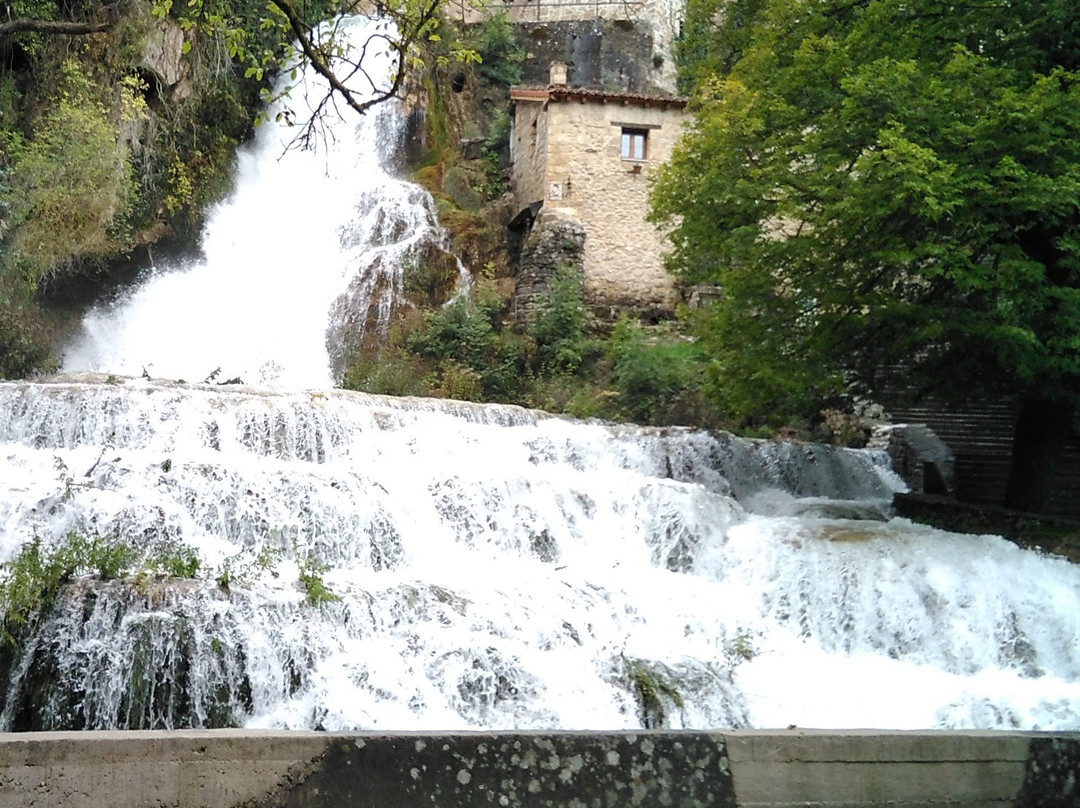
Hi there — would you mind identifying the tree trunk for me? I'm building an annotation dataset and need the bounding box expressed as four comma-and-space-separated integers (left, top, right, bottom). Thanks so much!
1003, 396, 1073, 513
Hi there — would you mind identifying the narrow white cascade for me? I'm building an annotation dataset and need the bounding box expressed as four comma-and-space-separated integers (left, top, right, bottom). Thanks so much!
0, 377, 1078, 732
60, 16, 458, 388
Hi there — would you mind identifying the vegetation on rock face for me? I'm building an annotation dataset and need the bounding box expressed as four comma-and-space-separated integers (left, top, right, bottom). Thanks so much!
623, 657, 684, 729
0, 533, 202, 646
344, 263, 724, 428
465, 11, 524, 90
655, 0, 1080, 508
8, 60, 143, 283
297, 556, 340, 606
0, 0, 281, 375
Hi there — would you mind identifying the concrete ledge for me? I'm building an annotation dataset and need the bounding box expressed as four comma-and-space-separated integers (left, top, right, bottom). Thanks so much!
0, 729, 1076, 807
0, 730, 329, 808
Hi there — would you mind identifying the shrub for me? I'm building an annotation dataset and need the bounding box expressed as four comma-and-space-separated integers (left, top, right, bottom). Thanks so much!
437, 359, 483, 401
0, 533, 203, 644
342, 345, 432, 398
528, 265, 586, 375
0, 298, 58, 379
155, 543, 202, 579
406, 290, 528, 401
297, 557, 339, 607
608, 317, 711, 425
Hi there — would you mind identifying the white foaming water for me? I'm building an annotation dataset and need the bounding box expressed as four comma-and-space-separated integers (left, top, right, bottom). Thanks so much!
9, 15, 1080, 734
0, 377, 1078, 732
61, 17, 457, 388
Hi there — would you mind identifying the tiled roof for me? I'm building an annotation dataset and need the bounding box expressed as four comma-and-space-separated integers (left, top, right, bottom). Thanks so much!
510, 85, 687, 108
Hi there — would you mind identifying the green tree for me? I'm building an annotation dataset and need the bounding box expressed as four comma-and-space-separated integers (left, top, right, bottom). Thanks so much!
652, 0, 1080, 511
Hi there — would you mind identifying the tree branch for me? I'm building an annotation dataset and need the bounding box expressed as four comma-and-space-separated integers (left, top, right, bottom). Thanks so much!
267, 0, 419, 118
267, 0, 444, 150
0, 18, 109, 36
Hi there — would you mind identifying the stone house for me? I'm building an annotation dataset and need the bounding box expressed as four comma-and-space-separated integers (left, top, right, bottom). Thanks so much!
509, 67, 688, 315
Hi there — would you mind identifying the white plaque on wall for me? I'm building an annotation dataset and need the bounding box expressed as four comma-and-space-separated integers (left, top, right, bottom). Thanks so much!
549, 182, 563, 201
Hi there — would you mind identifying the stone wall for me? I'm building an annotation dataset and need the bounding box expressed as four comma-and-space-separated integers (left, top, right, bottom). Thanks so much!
510, 99, 550, 212
447, 0, 683, 91
511, 90, 687, 315
878, 423, 956, 496
513, 218, 586, 320
513, 20, 669, 95
1, 729, 1079, 807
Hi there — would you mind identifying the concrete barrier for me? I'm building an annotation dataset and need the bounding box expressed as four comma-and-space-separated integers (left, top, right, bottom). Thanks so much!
0, 729, 1077, 807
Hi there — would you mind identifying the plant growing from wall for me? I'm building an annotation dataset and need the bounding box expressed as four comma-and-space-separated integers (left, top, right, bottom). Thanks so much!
0, 533, 204, 645
297, 556, 339, 606
622, 657, 684, 729
463, 11, 524, 89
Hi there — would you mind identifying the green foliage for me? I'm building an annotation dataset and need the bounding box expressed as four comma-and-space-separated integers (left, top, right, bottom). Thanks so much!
477, 107, 511, 198
297, 556, 339, 606
675, 0, 764, 94
156, 543, 202, 578
344, 274, 723, 429
0, 75, 21, 217
0, 533, 203, 644
653, 0, 1080, 431
529, 266, 586, 375
623, 657, 684, 729
607, 317, 713, 426
725, 627, 758, 663
0, 297, 58, 379
465, 12, 524, 88
343, 344, 431, 397
7, 59, 141, 284
405, 290, 528, 401
0, 536, 78, 643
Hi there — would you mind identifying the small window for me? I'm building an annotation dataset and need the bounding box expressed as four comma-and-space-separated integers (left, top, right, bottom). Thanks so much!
621, 128, 648, 161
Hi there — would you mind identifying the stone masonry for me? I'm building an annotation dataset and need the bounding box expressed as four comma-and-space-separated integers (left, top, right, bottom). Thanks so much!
448, 0, 686, 92
510, 82, 687, 315
513, 217, 586, 320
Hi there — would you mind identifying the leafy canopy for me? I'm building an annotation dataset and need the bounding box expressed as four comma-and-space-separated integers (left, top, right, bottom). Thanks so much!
654, 0, 1080, 427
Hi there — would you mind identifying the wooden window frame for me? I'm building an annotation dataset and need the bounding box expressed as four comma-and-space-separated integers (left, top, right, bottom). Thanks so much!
620, 127, 649, 161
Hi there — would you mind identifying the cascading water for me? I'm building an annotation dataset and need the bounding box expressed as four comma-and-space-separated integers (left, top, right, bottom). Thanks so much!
1, 377, 1078, 733
4, 17, 1080, 735
61, 16, 463, 389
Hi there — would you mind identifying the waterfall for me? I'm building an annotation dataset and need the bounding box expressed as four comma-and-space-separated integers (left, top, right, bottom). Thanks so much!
0, 376, 1078, 732
6, 15, 1080, 735
60, 16, 463, 389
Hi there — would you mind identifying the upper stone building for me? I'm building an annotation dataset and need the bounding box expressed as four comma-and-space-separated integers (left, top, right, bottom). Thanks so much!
509, 65, 688, 316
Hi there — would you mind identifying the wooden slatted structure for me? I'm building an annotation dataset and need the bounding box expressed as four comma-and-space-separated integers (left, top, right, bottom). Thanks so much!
888, 402, 1080, 520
